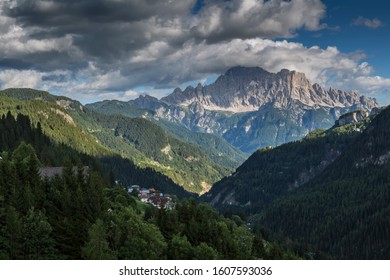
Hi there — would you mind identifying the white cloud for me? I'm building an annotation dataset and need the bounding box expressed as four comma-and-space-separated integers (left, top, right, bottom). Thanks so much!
351, 16, 383, 29
354, 76, 390, 91
0, 31, 77, 55
123, 89, 140, 98
130, 41, 172, 63
0, 69, 42, 88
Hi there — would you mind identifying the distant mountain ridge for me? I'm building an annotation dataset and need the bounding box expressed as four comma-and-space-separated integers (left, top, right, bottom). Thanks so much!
112, 66, 378, 153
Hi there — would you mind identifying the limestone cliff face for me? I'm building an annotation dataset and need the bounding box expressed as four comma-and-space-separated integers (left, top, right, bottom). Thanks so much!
129, 67, 378, 153
161, 66, 378, 112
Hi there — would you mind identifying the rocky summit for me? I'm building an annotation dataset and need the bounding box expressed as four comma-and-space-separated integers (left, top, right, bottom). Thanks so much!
129, 66, 378, 153
161, 66, 377, 112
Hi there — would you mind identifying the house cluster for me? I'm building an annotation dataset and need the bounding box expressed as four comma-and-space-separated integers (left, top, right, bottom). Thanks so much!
127, 185, 175, 210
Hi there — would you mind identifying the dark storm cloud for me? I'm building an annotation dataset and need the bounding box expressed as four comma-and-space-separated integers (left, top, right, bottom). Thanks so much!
1, 0, 195, 72
4, 0, 194, 26
2, 0, 327, 73
0, 58, 32, 70
42, 73, 68, 83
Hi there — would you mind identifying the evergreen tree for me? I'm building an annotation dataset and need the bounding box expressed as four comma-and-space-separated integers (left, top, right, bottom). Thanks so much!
22, 208, 55, 259
5, 206, 22, 259
82, 219, 115, 260
193, 242, 219, 260
168, 234, 193, 260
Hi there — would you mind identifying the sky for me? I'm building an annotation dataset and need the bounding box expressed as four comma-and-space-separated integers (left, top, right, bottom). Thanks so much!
0, 0, 389, 105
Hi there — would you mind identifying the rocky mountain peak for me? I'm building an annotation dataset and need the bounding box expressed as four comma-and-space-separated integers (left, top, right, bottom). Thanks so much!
173, 87, 182, 94
161, 66, 377, 113
136, 94, 158, 102
223, 65, 268, 77
278, 69, 311, 87
130, 94, 161, 110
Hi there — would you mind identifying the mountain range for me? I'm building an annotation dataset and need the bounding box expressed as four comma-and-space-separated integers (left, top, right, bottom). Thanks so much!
90, 66, 378, 153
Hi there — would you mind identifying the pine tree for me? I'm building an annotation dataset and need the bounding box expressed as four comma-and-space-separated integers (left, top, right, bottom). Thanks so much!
168, 234, 193, 259
22, 208, 55, 259
81, 219, 115, 260
0, 195, 7, 259
193, 242, 219, 260
5, 206, 22, 259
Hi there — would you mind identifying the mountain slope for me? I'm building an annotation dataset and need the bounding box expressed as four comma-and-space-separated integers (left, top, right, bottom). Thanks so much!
121, 67, 377, 153
203, 113, 372, 213
205, 106, 390, 259
0, 89, 110, 157
87, 99, 247, 169
0, 88, 229, 194
88, 114, 230, 194
257, 106, 390, 259
0, 90, 192, 198
0, 112, 293, 260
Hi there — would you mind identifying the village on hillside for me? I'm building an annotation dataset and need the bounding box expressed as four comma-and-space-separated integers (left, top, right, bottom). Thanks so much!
126, 185, 175, 210
38, 166, 175, 210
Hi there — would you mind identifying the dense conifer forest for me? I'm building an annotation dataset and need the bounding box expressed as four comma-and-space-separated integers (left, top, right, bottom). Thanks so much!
205, 106, 390, 259
0, 112, 298, 259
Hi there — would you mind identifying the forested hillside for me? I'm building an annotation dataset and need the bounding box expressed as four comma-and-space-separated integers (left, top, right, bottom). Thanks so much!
0, 89, 190, 198
204, 117, 371, 213
0, 112, 297, 260
205, 106, 390, 259
257, 106, 390, 259
87, 99, 247, 169
0, 90, 110, 157
0, 89, 233, 194
88, 114, 230, 194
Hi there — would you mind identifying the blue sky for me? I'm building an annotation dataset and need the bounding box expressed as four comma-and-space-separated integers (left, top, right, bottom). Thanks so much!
0, 0, 389, 104
293, 0, 389, 76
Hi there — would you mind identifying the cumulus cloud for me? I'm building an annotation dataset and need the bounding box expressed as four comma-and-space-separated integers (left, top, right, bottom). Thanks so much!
0, 69, 42, 88
351, 16, 383, 29
191, 0, 327, 42
354, 76, 390, 91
